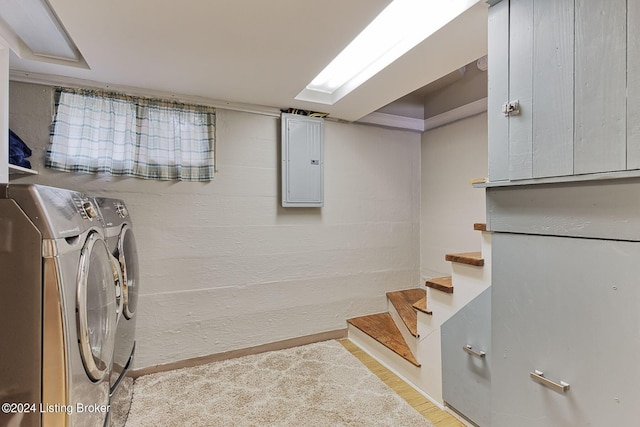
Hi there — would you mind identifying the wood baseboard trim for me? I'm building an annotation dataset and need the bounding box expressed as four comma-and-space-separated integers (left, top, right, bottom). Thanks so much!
132, 329, 348, 378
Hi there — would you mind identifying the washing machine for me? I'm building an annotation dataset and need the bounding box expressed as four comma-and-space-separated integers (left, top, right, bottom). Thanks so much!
0, 184, 121, 427
94, 197, 139, 427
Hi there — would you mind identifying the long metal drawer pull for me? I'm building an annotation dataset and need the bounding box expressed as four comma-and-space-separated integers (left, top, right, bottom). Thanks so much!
463, 344, 486, 358
530, 370, 570, 393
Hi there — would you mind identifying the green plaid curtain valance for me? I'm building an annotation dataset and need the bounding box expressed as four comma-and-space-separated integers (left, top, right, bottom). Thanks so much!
46, 88, 215, 181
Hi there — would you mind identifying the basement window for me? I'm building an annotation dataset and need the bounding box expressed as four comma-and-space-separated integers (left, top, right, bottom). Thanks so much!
46, 88, 215, 181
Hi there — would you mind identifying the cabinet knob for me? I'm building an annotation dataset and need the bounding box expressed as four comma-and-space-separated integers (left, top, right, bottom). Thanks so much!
83, 201, 98, 219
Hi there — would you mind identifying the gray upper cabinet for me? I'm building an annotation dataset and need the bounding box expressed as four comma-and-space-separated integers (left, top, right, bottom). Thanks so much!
488, 0, 638, 182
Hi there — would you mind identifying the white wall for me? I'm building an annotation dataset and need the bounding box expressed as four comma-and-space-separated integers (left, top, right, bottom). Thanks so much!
9, 82, 421, 369
420, 113, 487, 280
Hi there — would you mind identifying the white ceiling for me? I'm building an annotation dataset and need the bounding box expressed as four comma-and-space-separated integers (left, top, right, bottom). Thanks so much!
4, 0, 488, 122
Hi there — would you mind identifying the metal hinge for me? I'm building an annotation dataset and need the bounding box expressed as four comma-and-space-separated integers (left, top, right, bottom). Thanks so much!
502, 100, 520, 117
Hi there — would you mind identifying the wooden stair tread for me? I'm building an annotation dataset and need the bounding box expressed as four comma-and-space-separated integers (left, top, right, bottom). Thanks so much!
412, 296, 433, 315
474, 223, 487, 231
425, 276, 454, 294
445, 251, 484, 267
386, 289, 425, 337
347, 313, 421, 367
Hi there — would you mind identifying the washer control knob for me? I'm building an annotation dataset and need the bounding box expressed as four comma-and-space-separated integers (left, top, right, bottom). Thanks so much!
116, 204, 128, 218
83, 201, 98, 219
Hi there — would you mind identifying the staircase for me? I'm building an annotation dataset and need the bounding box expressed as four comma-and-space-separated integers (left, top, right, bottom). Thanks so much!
348, 312, 421, 367
347, 223, 492, 407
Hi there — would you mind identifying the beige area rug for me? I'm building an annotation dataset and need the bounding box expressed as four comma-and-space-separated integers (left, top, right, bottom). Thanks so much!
125, 340, 435, 427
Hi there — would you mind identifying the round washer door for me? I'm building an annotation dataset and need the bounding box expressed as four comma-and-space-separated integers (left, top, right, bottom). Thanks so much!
77, 231, 119, 382
119, 225, 139, 319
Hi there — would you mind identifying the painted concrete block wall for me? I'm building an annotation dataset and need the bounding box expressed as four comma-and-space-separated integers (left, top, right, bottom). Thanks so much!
8, 81, 421, 369
420, 113, 487, 280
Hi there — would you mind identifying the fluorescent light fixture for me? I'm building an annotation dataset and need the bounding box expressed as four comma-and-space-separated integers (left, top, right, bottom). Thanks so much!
296, 0, 480, 105
0, 0, 82, 62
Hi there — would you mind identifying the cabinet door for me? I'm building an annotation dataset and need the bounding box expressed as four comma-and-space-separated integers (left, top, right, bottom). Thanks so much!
492, 233, 640, 427
488, 0, 632, 181
574, 0, 626, 174
531, 0, 574, 178
442, 287, 491, 427
507, 0, 533, 180
487, 0, 510, 182
627, 0, 640, 169
489, 0, 574, 182
509, 0, 574, 180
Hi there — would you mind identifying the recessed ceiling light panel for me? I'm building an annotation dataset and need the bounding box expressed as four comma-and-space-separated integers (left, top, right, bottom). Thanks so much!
296, 0, 480, 105
0, 0, 84, 63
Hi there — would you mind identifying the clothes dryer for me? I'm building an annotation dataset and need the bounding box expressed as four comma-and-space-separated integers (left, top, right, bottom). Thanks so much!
94, 197, 139, 427
0, 184, 121, 427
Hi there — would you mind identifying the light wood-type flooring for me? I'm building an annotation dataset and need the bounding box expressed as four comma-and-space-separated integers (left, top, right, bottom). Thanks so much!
340, 339, 465, 427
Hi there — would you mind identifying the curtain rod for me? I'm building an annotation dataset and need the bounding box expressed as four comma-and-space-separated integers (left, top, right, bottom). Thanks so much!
9, 70, 282, 118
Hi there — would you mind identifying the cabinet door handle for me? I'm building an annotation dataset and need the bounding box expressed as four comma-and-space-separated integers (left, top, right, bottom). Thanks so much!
530, 370, 570, 393
463, 344, 486, 358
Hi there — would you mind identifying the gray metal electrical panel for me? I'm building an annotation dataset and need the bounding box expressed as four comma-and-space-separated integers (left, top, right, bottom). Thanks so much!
281, 113, 324, 207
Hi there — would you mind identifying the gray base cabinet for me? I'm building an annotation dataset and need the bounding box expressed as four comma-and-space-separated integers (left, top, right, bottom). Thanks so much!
491, 233, 640, 427
442, 287, 492, 427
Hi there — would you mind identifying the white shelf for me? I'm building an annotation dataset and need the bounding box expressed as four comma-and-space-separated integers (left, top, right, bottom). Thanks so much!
8, 164, 38, 176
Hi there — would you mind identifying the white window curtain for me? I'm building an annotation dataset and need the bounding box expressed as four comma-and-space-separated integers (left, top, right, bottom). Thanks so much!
46, 88, 215, 181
